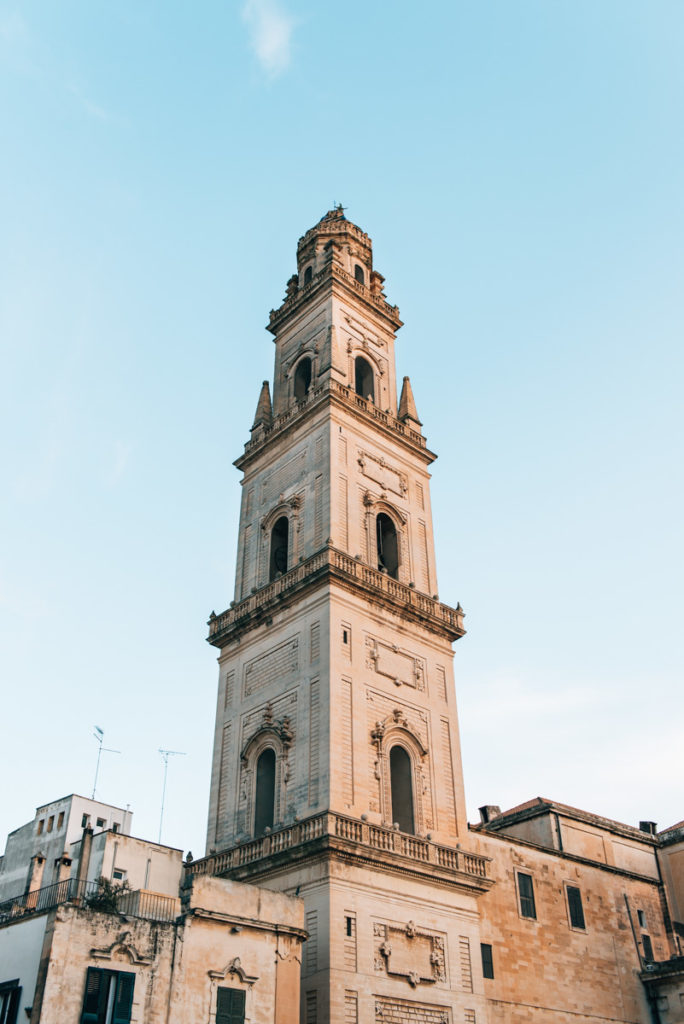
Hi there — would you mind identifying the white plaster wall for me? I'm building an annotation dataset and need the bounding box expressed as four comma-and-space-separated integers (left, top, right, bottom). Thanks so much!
0, 914, 48, 1018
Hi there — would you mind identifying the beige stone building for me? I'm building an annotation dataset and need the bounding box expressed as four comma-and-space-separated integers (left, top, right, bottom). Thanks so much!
1, 209, 682, 1024
191, 208, 684, 1024
0, 807, 305, 1024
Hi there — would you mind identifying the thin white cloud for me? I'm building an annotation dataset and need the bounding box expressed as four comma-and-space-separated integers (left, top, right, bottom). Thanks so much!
242, 0, 294, 77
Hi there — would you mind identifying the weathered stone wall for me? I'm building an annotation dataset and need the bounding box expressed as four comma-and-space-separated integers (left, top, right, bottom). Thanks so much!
473, 828, 669, 1023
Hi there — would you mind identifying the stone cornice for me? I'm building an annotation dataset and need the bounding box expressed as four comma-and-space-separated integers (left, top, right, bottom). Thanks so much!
267, 263, 403, 336
235, 378, 435, 473
207, 545, 465, 648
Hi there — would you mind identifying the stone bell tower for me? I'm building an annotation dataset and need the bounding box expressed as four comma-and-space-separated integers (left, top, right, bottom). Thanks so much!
200, 209, 493, 1024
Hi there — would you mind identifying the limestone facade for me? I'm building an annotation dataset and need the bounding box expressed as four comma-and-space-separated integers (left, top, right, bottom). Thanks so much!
199, 209, 684, 1024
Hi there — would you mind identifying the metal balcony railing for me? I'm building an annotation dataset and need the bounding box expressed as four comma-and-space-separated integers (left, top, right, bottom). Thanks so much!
0, 877, 179, 926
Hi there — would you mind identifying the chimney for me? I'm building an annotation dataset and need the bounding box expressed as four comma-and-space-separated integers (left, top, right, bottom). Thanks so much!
479, 805, 502, 825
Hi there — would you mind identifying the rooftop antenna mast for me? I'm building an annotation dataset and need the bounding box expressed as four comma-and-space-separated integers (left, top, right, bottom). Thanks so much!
158, 748, 186, 844
92, 726, 121, 800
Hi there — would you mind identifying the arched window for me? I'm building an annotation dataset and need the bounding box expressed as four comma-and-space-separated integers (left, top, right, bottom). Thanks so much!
376, 512, 399, 579
269, 516, 289, 580
389, 745, 414, 834
293, 357, 312, 401
354, 264, 365, 285
304, 265, 313, 286
254, 748, 276, 835
354, 356, 374, 403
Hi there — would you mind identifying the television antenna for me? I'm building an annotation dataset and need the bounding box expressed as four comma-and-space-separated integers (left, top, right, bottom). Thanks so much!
92, 726, 120, 800
158, 748, 186, 844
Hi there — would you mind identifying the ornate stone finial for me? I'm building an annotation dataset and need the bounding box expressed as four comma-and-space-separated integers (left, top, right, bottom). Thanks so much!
284, 274, 299, 300
251, 380, 273, 430
398, 375, 422, 429
263, 703, 274, 726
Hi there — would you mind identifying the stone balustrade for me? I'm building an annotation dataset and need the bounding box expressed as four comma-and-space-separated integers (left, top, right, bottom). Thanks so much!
186, 812, 489, 882
207, 545, 465, 645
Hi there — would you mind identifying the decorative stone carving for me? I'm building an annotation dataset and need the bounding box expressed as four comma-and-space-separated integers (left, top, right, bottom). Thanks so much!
374, 921, 447, 987
208, 956, 259, 986
91, 932, 153, 965
357, 450, 408, 500
365, 635, 426, 691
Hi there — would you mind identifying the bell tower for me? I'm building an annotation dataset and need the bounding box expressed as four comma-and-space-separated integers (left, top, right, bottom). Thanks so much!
201, 209, 493, 1024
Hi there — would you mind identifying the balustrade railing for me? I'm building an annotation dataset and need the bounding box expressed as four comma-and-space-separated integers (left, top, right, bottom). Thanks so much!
187, 812, 489, 881
208, 546, 464, 641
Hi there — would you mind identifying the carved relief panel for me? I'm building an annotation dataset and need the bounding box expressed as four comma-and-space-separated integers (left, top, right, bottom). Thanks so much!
373, 919, 447, 988
357, 449, 408, 502
365, 634, 426, 692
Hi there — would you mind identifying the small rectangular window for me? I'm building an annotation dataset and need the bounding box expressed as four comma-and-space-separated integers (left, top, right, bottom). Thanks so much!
37, 820, 44, 835
216, 986, 246, 1024
480, 942, 494, 979
112, 870, 126, 882
517, 872, 536, 919
82, 814, 89, 828
637, 909, 646, 928
57, 812, 65, 830
96, 818, 106, 829
47, 816, 54, 833
567, 886, 585, 930
112, 822, 120, 833
642, 934, 654, 962
342, 629, 349, 644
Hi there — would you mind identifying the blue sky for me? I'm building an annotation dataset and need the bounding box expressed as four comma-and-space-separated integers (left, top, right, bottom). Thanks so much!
1, 1, 682, 857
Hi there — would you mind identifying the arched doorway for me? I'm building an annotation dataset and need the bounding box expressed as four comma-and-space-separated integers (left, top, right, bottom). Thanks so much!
354, 356, 374, 403
389, 745, 414, 834
376, 513, 399, 579
254, 748, 276, 835
269, 516, 289, 580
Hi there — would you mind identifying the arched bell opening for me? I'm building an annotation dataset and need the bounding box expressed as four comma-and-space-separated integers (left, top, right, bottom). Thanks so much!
376, 512, 399, 579
355, 356, 375, 403
389, 745, 415, 835
269, 516, 289, 580
254, 748, 276, 835
354, 264, 365, 285
303, 265, 313, 286
293, 357, 312, 401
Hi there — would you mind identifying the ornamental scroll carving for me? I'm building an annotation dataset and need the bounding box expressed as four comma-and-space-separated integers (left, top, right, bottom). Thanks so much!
373, 920, 447, 988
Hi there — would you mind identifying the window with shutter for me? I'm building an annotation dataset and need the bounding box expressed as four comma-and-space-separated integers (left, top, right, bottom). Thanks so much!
217, 987, 246, 1024
517, 872, 537, 919
80, 968, 135, 1024
567, 886, 586, 930
0, 980, 22, 1024
480, 943, 494, 979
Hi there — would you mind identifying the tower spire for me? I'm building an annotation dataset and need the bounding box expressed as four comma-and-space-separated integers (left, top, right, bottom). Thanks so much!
398, 374, 422, 430
251, 380, 272, 430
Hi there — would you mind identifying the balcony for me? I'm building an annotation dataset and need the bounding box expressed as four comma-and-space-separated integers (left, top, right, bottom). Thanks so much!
187, 811, 491, 891
0, 877, 179, 926
208, 544, 466, 646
